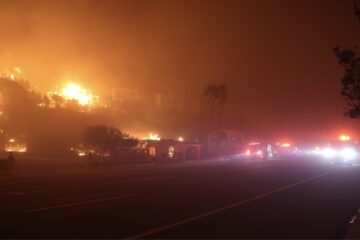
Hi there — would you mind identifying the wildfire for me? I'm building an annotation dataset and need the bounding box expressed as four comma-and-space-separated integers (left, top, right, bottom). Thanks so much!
48, 82, 99, 107
1, 67, 23, 81
5, 139, 27, 153
149, 133, 161, 141
61, 82, 97, 106
141, 133, 161, 141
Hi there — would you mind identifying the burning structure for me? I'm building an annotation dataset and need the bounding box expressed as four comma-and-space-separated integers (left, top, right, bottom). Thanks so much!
0, 72, 111, 156
0, 68, 215, 157
47, 82, 100, 110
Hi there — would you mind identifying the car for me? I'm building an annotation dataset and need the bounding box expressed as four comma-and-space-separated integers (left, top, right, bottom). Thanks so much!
320, 140, 360, 165
243, 142, 274, 160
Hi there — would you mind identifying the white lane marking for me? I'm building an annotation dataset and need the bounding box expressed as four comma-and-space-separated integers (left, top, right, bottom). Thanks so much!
1, 176, 179, 196
24, 194, 135, 214
128, 171, 333, 239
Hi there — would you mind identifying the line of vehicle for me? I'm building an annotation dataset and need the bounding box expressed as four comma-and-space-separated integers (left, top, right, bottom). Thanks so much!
24, 194, 135, 214
127, 170, 334, 239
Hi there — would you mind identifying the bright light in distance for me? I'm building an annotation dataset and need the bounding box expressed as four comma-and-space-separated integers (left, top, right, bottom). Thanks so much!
148, 133, 160, 141
9, 138, 15, 143
341, 148, 357, 159
78, 152, 86, 157
61, 82, 94, 106
339, 134, 351, 142
14, 67, 21, 74
248, 142, 260, 146
322, 147, 337, 158
245, 149, 251, 155
256, 150, 262, 155
5, 142, 27, 152
312, 146, 321, 154
141, 133, 161, 141
280, 143, 291, 148
178, 137, 184, 142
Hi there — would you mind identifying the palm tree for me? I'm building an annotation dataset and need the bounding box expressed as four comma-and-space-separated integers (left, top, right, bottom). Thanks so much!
204, 84, 228, 152
204, 84, 219, 152
217, 84, 227, 131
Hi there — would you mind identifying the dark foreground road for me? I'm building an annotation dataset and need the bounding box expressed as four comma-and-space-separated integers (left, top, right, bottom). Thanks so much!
1, 158, 360, 238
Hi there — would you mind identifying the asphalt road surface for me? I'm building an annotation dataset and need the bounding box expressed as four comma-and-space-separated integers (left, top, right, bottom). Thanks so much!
1, 157, 360, 239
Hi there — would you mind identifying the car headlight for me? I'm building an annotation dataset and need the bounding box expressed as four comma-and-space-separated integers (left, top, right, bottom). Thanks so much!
322, 147, 337, 158
341, 148, 357, 159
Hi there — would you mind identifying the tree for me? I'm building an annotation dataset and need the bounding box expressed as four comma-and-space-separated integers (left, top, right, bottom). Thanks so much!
51, 94, 65, 108
334, 1, 360, 118
217, 84, 227, 130
83, 125, 138, 154
204, 84, 228, 152
334, 47, 360, 118
204, 84, 219, 151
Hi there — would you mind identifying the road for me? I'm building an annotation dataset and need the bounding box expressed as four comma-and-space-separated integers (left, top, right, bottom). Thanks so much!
1, 157, 360, 238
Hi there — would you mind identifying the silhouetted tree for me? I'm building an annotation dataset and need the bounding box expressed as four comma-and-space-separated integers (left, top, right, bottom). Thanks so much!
28, 91, 43, 107
217, 84, 227, 130
83, 125, 138, 154
335, 47, 360, 118
334, 1, 360, 118
43, 95, 50, 107
66, 99, 81, 111
51, 94, 65, 108
204, 84, 219, 151
204, 84, 228, 152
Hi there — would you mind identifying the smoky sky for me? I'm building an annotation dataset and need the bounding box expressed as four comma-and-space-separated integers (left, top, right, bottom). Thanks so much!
1, 0, 360, 141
